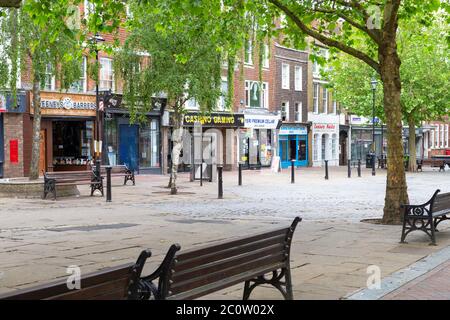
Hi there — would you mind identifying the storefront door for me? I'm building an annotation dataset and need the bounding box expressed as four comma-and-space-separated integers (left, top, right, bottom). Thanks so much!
279, 135, 308, 169
119, 124, 139, 172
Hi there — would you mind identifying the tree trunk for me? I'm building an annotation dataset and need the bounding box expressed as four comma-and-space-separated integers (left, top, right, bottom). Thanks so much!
379, 41, 409, 224
169, 108, 183, 195
29, 77, 41, 180
408, 116, 417, 173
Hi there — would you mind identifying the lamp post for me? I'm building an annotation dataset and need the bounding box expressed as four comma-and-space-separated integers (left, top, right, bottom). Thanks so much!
89, 33, 105, 164
370, 77, 377, 176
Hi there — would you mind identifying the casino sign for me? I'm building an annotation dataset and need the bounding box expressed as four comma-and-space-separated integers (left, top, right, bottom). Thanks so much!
180, 112, 245, 128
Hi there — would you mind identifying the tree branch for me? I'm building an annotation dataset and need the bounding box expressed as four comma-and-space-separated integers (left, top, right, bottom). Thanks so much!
269, 0, 380, 74
383, 0, 401, 36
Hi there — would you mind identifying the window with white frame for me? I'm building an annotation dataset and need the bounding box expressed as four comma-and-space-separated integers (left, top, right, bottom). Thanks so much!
295, 102, 302, 122
217, 78, 228, 111
245, 80, 268, 108
322, 87, 328, 113
332, 134, 337, 159
186, 97, 199, 110
313, 83, 319, 113
245, 40, 253, 65
313, 134, 319, 161
281, 102, 289, 121
84, 0, 95, 19
43, 64, 55, 91
99, 57, 114, 91
262, 44, 270, 68
446, 125, 449, 148
332, 100, 337, 114
431, 129, 435, 149
294, 66, 302, 91
441, 124, 445, 148
282, 63, 290, 89
70, 56, 87, 92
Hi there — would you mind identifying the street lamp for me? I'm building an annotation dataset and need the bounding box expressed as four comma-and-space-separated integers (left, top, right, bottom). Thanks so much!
89, 33, 105, 165
370, 77, 377, 176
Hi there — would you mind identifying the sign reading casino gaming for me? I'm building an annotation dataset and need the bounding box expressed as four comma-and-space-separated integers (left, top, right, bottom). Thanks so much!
182, 113, 245, 127
40, 97, 96, 110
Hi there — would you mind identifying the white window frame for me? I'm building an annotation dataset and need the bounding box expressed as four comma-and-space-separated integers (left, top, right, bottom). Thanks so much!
446, 124, 449, 148
431, 129, 435, 149
282, 63, 290, 89
245, 80, 268, 109
313, 83, 319, 114
294, 66, 302, 91
332, 100, 337, 114
441, 124, 445, 148
281, 101, 289, 122
322, 87, 328, 113
245, 40, 253, 65
99, 57, 114, 91
217, 76, 228, 111
295, 102, 302, 122
262, 44, 270, 68
84, 0, 95, 19
43, 64, 55, 91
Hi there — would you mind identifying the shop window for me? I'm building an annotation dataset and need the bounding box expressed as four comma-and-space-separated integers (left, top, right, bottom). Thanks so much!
321, 134, 327, 161
332, 134, 337, 159
105, 117, 118, 165
100, 57, 114, 91
139, 119, 160, 168
52, 121, 93, 168
313, 134, 319, 161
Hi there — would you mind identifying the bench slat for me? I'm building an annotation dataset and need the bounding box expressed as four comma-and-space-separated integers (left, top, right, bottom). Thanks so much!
167, 262, 286, 300
176, 227, 289, 261
50, 277, 130, 300
169, 252, 286, 295
173, 235, 287, 272
171, 243, 286, 283
433, 193, 450, 213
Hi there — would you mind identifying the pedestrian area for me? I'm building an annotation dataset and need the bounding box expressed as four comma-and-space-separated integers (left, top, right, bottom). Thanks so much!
0, 166, 449, 299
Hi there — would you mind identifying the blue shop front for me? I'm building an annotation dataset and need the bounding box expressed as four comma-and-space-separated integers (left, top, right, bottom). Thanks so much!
279, 123, 309, 169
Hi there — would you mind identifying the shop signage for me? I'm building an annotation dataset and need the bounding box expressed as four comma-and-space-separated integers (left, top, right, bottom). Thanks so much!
183, 113, 244, 127
40, 97, 96, 110
0, 92, 27, 113
279, 124, 308, 135
244, 115, 280, 129
313, 123, 337, 133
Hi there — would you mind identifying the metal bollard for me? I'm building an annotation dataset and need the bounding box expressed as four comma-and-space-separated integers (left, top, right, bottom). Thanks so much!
200, 162, 203, 187
218, 165, 223, 199
372, 156, 376, 176
291, 159, 295, 184
358, 159, 361, 177
95, 159, 101, 177
324, 160, 329, 180
106, 166, 112, 202
348, 160, 351, 178
238, 163, 242, 186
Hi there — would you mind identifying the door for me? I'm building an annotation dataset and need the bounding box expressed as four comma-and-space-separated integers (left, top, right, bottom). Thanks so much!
279, 135, 308, 169
39, 129, 46, 175
119, 124, 139, 172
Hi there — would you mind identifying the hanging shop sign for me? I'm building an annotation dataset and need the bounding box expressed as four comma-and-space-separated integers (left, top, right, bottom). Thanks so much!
279, 124, 308, 135
182, 112, 245, 128
244, 114, 280, 129
0, 92, 27, 113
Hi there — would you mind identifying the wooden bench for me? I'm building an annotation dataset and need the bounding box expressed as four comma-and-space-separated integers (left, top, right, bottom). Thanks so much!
0, 250, 152, 300
416, 159, 423, 172
422, 159, 445, 172
43, 171, 103, 200
401, 190, 450, 245
98, 165, 135, 186
137, 217, 301, 300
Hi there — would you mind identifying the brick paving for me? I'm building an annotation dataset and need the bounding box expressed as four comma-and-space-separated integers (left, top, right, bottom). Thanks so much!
383, 260, 450, 300
0, 166, 449, 299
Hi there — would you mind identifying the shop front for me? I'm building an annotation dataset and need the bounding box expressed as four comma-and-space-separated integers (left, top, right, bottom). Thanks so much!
278, 123, 309, 169
240, 113, 280, 169
31, 92, 97, 173
103, 94, 164, 174
311, 123, 339, 167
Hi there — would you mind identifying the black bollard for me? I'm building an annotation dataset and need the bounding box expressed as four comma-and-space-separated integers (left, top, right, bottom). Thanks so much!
358, 159, 362, 177
348, 160, 351, 178
218, 165, 223, 199
106, 166, 112, 202
372, 156, 376, 176
200, 162, 203, 187
95, 159, 101, 177
238, 163, 242, 186
325, 160, 329, 180
291, 159, 295, 184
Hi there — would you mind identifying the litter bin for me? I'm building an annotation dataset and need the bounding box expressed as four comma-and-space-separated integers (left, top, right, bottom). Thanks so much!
366, 153, 375, 168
